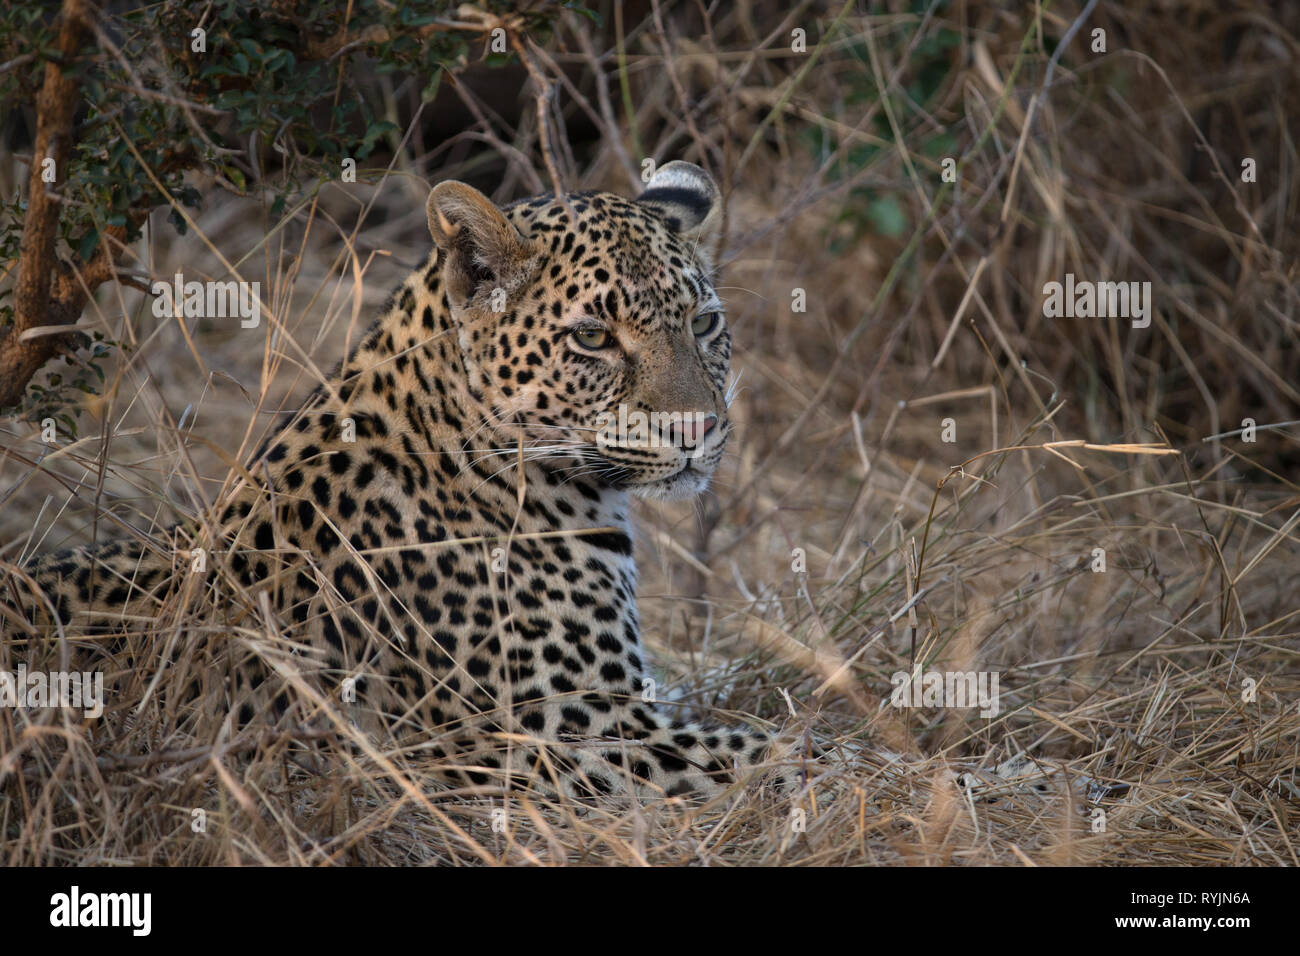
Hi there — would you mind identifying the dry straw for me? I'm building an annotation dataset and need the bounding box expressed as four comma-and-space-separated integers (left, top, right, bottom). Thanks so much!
2, 1, 1297, 865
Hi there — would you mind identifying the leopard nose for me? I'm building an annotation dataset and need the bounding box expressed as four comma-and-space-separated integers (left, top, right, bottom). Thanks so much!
674, 413, 718, 447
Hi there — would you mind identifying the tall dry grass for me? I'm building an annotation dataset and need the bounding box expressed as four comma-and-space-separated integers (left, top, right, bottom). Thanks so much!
1, 0, 1297, 865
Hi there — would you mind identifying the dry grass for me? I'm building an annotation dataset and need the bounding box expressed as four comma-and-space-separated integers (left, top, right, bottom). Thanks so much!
2, 0, 1298, 865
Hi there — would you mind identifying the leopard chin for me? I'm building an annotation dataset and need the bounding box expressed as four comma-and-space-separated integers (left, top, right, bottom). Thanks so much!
626, 460, 715, 501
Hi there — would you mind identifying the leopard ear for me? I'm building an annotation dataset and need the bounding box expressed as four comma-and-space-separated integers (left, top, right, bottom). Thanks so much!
636, 161, 722, 263
427, 181, 534, 306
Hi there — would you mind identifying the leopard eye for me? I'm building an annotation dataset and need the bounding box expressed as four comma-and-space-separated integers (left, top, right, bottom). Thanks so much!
691, 312, 721, 337
571, 328, 612, 350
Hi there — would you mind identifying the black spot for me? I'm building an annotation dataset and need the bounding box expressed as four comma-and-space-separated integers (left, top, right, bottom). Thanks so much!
583, 531, 631, 554
254, 522, 274, 551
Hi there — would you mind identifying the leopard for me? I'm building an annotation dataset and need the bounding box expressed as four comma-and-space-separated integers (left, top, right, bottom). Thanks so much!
0, 161, 810, 802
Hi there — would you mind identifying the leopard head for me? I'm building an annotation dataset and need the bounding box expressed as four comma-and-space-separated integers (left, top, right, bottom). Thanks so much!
426, 162, 732, 500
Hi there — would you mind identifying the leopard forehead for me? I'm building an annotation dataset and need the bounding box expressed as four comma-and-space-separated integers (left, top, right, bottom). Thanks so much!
478, 190, 731, 414
460, 188, 731, 415
504, 190, 722, 324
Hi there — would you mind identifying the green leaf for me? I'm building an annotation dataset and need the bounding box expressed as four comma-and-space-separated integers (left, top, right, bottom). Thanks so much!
564, 3, 602, 27
77, 229, 99, 261
421, 70, 443, 103
865, 196, 907, 239
359, 119, 398, 156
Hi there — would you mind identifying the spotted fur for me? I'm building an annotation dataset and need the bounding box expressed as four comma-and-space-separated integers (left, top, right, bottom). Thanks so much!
2, 163, 804, 800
